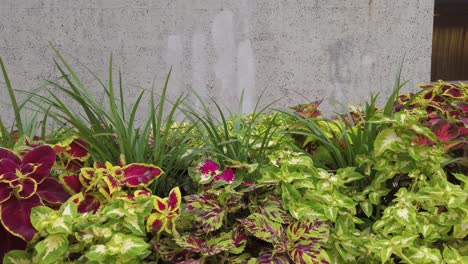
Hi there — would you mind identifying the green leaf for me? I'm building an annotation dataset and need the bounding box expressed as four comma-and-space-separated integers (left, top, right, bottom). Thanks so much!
35, 234, 69, 264
406, 246, 443, 263
3, 250, 33, 264
85, 245, 108, 261
360, 200, 373, 218
374, 128, 402, 156
105, 233, 150, 259
30, 206, 56, 231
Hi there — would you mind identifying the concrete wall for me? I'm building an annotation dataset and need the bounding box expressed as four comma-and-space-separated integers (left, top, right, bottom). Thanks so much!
0, 0, 434, 125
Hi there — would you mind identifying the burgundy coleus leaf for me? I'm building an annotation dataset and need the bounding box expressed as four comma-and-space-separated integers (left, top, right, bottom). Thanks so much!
0, 222, 27, 261
9, 178, 37, 199
420, 84, 435, 89
21, 145, 56, 184
122, 163, 163, 187
432, 119, 459, 142
0, 182, 11, 203
0, 148, 21, 164
457, 102, 468, 112
76, 194, 101, 213
443, 87, 463, 98
59, 173, 83, 194
0, 194, 43, 241
36, 177, 70, 204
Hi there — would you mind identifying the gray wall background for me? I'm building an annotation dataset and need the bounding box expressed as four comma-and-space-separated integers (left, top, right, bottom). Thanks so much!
0, 0, 434, 125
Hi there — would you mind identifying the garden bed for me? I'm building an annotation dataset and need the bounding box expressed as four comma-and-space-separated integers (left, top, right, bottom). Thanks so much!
0, 53, 467, 263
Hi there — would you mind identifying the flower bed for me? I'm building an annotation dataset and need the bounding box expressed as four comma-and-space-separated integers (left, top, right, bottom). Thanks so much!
0, 55, 467, 263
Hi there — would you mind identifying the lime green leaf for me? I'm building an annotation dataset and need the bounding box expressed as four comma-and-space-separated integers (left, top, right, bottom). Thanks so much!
30, 206, 55, 231
374, 128, 402, 156
35, 234, 68, 264
85, 245, 107, 261
3, 250, 32, 264
360, 200, 373, 218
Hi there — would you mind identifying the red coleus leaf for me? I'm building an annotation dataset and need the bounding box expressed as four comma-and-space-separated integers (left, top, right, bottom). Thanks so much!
412, 134, 434, 146
59, 174, 83, 194
0, 194, 43, 241
197, 160, 220, 176
443, 87, 463, 98
36, 177, 70, 204
432, 120, 459, 142
122, 163, 163, 187
213, 168, 235, 184
67, 138, 89, 160
21, 145, 56, 184
167, 187, 182, 211
76, 194, 101, 213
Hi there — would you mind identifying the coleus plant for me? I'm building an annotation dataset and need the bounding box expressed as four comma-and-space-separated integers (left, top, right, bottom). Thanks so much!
59, 156, 163, 213
52, 137, 90, 173
395, 81, 467, 172
3, 194, 154, 264
0, 145, 69, 242
152, 160, 332, 263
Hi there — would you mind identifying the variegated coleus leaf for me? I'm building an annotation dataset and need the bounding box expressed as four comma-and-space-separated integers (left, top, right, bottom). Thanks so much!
184, 192, 225, 233
175, 231, 237, 256
86, 233, 151, 262
238, 213, 285, 245
257, 249, 290, 264
34, 234, 69, 264
193, 160, 236, 186
286, 218, 331, 264
286, 218, 329, 244
259, 196, 291, 224
3, 250, 33, 264
153, 237, 193, 263
52, 137, 90, 172
230, 225, 248, 254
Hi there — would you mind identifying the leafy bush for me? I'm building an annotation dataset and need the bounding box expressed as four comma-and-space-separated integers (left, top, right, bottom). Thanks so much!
0, 56, 467, 263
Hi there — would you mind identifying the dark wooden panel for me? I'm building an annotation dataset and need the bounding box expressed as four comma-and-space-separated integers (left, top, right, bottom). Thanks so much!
431, 3, 468, 81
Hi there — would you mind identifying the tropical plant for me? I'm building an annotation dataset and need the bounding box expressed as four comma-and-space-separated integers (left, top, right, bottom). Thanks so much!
0, 145, 70, 260
27, 49, 197, 196
151, 160, 332, 263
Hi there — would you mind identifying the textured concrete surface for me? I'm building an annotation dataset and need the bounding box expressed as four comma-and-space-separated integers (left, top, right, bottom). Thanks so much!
0, 0, 434, 126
